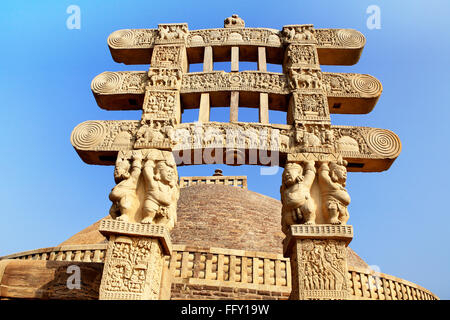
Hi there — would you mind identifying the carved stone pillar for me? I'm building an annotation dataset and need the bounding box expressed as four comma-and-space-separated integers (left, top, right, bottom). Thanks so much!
100, 148, 180, 300
145, 23, 189, 125
98, 220, 172, 300
283, 224, 353, 300
281, 157, 353, 300
282, 24, 330, 144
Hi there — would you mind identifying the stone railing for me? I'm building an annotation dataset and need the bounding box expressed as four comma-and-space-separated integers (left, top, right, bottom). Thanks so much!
347, 266, 438, 300
0, 244, 438, 300
180, 176, 247, 189
0, 244, 107, 263
167, 246, 290, 294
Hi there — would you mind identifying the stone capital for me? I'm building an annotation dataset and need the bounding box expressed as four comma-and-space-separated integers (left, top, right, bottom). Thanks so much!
99, 219, 172, 256
283, 224, 353, 258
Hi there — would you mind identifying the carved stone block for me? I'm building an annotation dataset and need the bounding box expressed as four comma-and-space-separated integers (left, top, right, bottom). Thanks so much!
134, 120, 177, 150
151, 45, 188, 73
99, 220, 172, 255
147, 68, 183, 90
99, 233, 165, 300
288, 92, 330, 124
142, 90, 181, 123
291, 123, 335, 153
284, 224, 353, 300
284, 44, 319, 68
283, 224, 353, 256
282, 24, 316, 44
156, 23, 189, 44
288, 67, 323, 91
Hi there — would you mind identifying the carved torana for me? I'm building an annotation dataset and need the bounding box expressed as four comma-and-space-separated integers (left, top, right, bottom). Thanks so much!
70, 15, 401, 301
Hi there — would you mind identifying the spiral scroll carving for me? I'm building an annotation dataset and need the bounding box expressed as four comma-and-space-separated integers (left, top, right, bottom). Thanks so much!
367, 129, 401, 157
92, 72, 122, 94
229, 73, 241, 85
108, 29, 135, 48
71, 121, 107, 150
336, 29, 366, 48
352, 74, 382, 96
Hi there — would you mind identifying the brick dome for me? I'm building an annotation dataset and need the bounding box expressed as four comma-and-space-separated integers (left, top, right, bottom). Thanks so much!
61, 184, 284, 253
172, 184, 285, 254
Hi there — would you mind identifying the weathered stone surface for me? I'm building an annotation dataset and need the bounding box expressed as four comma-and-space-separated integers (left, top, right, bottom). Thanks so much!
0, 260, 102, 300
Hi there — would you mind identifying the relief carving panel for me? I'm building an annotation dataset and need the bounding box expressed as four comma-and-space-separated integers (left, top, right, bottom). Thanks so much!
291, 239, 349, 300
70, 121, 401, 161
100, 235, 164, 300
181, 71, 288, 94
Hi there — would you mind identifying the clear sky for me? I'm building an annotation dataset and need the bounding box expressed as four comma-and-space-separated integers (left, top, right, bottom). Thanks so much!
0, 0, 449, 299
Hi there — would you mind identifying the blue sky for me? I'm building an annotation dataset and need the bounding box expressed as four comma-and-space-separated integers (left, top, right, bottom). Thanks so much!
0, 0, 449, 299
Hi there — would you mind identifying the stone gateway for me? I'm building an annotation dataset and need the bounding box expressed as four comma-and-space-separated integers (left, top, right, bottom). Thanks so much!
0, 15, 438, 301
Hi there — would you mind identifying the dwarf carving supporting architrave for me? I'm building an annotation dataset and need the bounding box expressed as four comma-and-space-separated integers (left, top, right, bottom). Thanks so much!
280, 158, 351, 232
108, 149, 180, 231
318, 159, 350, 225
280, 161, 317, 234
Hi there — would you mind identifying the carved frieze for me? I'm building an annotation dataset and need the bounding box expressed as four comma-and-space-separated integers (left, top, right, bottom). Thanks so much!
134, 119, 177, 150
181, 71, 289, 94
171, 122, 291, 152
291, 123, 335, 153
323, 73, 382, 97
90, 71, 382, 102
71, 121, 402, 162
71, 121, 138, 151
187, 28, 282, 47
107, 28, 365, 50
